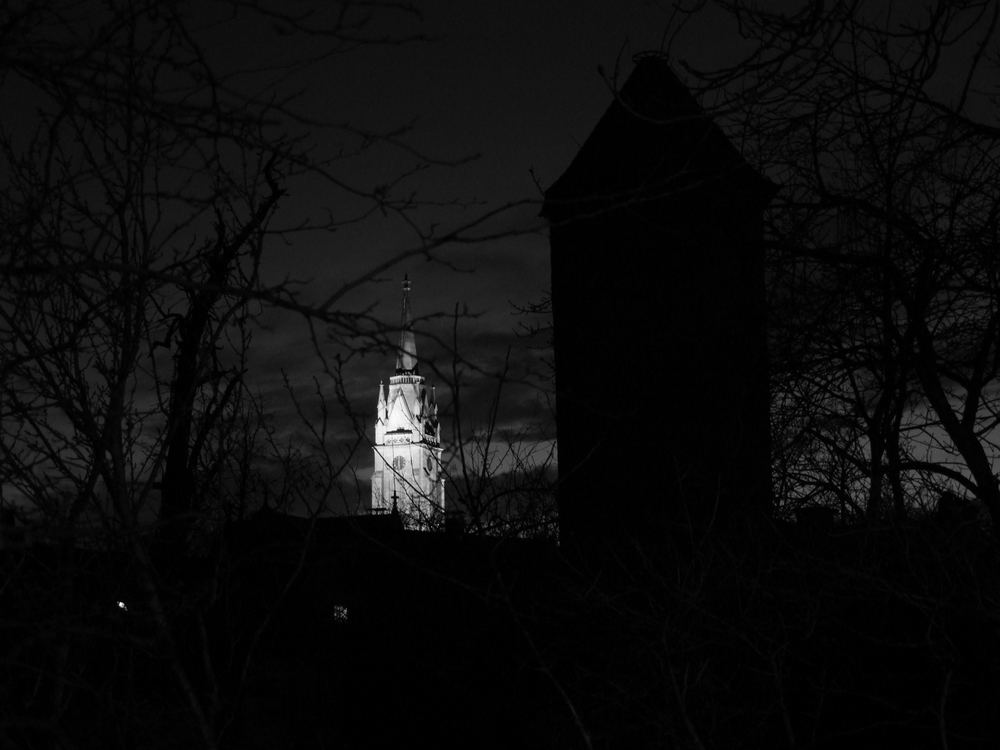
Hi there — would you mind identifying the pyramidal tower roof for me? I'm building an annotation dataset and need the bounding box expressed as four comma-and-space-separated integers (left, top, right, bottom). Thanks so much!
395, 275, 418, 375
541, 54, 774, 222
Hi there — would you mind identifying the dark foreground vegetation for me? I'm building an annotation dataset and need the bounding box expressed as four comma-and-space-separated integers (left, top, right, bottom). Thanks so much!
4, 509, 999, 749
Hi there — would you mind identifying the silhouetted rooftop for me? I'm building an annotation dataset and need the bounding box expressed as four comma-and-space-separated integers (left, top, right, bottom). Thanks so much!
542, 55, 773, 221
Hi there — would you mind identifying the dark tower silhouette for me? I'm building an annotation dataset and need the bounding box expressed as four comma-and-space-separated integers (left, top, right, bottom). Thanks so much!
542, 56, 775, 559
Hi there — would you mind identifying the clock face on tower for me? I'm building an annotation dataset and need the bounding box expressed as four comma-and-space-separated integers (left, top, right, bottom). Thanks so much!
392, 455, 406, 471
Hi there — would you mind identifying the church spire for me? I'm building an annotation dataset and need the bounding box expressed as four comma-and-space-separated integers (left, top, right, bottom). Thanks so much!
396, 275, 418, 375
372, 273, 444, 527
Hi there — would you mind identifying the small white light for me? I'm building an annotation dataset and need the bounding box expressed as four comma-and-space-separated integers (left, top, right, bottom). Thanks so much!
117, 601, 128, 611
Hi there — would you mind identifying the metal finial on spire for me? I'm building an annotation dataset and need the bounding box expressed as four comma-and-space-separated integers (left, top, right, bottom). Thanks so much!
396, 275, 418, 374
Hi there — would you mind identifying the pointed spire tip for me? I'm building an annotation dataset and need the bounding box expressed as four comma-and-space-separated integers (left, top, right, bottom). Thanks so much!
396, 274, 418, 374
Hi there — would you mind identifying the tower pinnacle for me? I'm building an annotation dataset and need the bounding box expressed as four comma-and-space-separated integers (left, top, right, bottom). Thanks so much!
396, 275, 418, 375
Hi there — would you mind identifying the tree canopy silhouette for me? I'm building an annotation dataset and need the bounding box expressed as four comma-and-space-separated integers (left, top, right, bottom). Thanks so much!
668, 0, 1000, 529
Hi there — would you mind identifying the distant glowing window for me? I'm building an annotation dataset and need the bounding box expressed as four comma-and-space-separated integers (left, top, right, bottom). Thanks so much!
392, 456, 406, 470
333, 605, 348, 623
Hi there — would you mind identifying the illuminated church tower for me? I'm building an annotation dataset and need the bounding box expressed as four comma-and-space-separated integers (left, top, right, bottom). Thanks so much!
371, 277, 445, 527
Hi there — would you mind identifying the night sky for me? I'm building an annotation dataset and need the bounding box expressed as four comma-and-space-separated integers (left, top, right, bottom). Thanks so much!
230, 0, 736, 504
1, 0, 740, 510
168, 1, 994, 510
